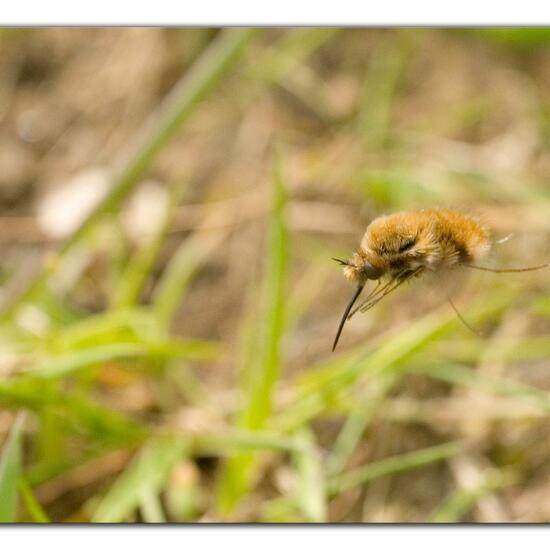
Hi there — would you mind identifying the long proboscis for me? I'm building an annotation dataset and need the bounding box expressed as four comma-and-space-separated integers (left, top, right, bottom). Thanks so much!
466, 263, 549, 273
332, 285, 364, 352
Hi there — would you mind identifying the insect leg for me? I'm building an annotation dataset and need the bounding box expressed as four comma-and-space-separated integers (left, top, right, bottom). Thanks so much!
447, 295, 483, 337
466, 263, 549, 273
348, 269, 410, 318
358, 268, 423, 314
347, 279, 384, 319
347, 278, 396, 319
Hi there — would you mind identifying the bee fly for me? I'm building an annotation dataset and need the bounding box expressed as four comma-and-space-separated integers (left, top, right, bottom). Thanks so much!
332, 208, 548, 351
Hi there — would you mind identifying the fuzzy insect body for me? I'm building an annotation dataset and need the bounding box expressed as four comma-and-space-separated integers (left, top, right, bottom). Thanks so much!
332, 208, 547, 351
343, 208, 490, 287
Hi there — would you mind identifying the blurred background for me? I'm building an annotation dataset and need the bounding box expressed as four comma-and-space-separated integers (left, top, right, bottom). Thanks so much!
0, 27, 549, 523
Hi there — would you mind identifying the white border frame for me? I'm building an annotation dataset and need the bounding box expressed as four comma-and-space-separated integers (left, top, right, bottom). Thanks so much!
1, 0, 549, 25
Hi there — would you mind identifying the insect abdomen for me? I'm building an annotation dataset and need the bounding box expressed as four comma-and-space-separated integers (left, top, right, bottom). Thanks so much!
432, 209, 490, 265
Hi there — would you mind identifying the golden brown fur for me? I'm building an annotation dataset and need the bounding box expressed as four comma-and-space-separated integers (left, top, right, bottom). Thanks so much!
343, 208, 490, 285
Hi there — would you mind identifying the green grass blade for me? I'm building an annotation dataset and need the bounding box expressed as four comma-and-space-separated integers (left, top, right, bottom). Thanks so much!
17, 476, 50, 523
114, 181, 187, 309
27, 340, 218, 379
326, 373, 398, 476
92, 433, 188, 523
52, 308, 162, 348
165, 460, 202, 521
217, 148, 289, 515
251, 28, 338, 88
275, 310, 457, 433
30, 344, 145, 379
358, 34, 408, 147
193, 429, 305, 455
414, 361, 550, 412
289, 290, 514, 413
293, 428, 327, 522
152, 224, 229, 328
435, 336, 550, 364
0, 413, 25, 522
25, 445, 126, 488
250, 28, 340, 122
263, 441, 464, 517
241, 150, 288, 430
260, 495, 302, 523
36, 404, 64, 465
429, 468, 517, 523
328, 441, 463, 496
0, 380, 147, 444
139, 489, 167, 523
464, 28, 550, 50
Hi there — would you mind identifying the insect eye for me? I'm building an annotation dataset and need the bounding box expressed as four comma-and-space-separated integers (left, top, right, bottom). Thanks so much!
363, 261, 384, 280
398, 239, 415, 253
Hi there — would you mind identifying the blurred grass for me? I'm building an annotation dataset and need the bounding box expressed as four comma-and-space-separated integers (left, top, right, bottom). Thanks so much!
91, 433, 188, 522
0, 414, 24, 522
0, 27, 258, 319
217, 148, 289, 515
429, 468, 518, 523
293, 428, 327, 522
328, 441, 464, 496
17, 476, 50, 523
114, 181, 187, 310
463, 28, 550, 49
358, 33, 408, 147
0, 27, 549, 523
